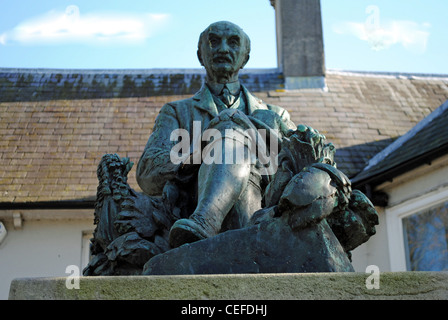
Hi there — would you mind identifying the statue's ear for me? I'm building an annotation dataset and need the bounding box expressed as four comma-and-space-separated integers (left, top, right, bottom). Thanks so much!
240, 54, 250, 69
197, 50, 204, 66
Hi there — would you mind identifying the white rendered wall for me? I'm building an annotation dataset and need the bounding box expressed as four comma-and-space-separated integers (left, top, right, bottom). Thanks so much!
0, 213, 94, 300
351, 207, 390, 273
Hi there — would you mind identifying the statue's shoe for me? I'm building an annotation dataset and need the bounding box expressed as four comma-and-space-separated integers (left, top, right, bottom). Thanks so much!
169, 218, 212, 248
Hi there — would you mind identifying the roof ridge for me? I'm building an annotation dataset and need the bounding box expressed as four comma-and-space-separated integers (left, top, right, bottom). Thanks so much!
0, 67, 206, 75
2, 67, 447, 80
0, 67, 281, 75
327, 69, 448, 81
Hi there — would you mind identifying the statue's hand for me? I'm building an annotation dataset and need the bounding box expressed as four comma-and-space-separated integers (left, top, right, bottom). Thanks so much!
210, 108, 255, 131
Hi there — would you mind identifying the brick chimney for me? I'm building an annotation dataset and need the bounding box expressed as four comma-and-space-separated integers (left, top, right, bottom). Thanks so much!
270, 0, 326, 90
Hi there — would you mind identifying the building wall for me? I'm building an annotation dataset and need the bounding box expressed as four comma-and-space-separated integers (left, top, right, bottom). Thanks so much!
380, 155, 448, 208
351, 207, 390, 273
0, 211, 94, 300
348, 156, 448, 273
376, 154, 448, 271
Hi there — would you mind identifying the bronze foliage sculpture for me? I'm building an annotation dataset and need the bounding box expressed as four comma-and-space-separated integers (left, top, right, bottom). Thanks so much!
83, 21, 378, 276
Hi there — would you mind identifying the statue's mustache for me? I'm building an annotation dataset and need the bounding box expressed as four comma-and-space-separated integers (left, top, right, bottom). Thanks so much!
213, 54, 232, 63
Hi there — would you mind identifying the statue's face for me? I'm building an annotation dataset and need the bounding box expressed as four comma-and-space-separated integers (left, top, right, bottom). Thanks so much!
199, 22, 249, 81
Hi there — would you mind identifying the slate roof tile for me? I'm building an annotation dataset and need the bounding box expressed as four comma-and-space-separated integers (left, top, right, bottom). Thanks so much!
352, 100, 448, 186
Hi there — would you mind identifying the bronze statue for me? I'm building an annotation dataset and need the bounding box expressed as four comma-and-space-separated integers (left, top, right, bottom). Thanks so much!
137, 21, 295, 249
83, 21, 378, 276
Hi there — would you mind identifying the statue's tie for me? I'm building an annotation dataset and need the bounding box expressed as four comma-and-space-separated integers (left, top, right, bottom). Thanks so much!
221, 86, 235, 107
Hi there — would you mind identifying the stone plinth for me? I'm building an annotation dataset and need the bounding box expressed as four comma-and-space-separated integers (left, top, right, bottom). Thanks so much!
8, 272, 448, 300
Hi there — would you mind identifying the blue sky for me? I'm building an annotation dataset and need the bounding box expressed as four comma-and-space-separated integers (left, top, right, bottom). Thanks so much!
0, 0, 446, 74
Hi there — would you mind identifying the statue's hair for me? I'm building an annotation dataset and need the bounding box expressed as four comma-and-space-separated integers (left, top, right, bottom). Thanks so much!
197, 21, 251, 66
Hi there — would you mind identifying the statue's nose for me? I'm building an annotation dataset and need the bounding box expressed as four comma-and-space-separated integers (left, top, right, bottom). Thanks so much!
217, 40, 230, 53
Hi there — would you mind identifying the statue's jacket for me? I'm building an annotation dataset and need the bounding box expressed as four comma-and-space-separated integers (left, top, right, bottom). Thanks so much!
136, 84, 296, 197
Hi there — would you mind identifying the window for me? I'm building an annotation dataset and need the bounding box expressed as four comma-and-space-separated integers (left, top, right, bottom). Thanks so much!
386, 187, 448, 271
402, 201, 448, 271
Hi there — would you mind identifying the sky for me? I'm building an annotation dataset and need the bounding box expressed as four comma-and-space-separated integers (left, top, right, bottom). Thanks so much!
0, 0, 447, 74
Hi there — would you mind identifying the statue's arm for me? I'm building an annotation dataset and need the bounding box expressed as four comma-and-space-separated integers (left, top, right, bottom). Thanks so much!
267, 104, 297, 132
136, 103, 181, 196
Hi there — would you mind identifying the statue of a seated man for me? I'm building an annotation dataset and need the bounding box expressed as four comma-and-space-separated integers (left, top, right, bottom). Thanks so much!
137, 21, 296, 249
83, 21, 378, 276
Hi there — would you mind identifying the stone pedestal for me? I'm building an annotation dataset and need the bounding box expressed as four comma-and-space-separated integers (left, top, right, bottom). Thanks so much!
9, 272, 448, 300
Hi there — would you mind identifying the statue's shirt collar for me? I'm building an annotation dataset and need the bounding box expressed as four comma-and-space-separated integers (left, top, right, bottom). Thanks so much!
206, 80, 241, 97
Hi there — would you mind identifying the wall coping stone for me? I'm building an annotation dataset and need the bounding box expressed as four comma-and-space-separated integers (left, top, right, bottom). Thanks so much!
8, 272, 448, 300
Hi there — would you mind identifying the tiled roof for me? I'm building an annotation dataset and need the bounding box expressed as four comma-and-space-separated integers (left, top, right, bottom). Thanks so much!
0, 68, 284, 102
266, 71, 448, 177
0, 95, 165, 203
352, 99, 448, 187
1, 69, 447, 204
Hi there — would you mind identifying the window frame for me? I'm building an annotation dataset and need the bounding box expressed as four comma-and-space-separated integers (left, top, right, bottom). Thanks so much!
386, 186, 448, 271
81, 230, 94, 270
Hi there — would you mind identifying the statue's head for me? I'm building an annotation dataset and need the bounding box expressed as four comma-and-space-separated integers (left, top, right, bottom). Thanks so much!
197, 21, 251, 83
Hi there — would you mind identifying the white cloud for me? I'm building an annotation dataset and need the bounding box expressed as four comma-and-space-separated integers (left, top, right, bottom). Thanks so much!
333, 19, 431, 54
0, 5, 170, 46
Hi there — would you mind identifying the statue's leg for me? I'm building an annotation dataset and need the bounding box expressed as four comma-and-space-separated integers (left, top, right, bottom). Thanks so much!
221, 171, 263, 232
169, 113, 260, 248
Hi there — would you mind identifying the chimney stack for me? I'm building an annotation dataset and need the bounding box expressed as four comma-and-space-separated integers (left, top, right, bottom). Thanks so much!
271, 0, 326, 90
